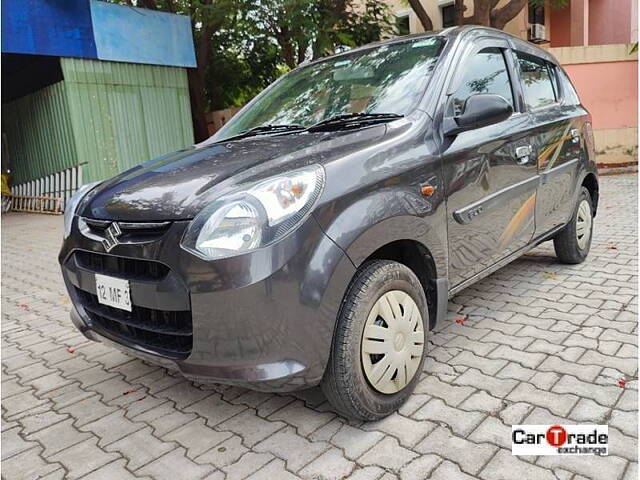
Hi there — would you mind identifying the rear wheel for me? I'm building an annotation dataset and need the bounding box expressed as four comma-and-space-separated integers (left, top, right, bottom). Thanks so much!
321, 260, 428, 421
553, 186, 593, 264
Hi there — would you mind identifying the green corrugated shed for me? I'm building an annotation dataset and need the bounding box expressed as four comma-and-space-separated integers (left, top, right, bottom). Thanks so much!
3, 57, 194, 185
3, 81, 78, 183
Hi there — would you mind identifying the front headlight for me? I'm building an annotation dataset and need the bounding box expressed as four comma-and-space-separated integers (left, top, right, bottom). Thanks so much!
63, 181, 101, 239
181, 165, 325, 260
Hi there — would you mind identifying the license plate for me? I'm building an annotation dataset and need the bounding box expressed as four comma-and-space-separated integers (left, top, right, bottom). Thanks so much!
95, 274, 131, 312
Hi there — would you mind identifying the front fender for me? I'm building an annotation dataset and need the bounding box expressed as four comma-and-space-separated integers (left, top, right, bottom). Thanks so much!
314, 187, 448, 278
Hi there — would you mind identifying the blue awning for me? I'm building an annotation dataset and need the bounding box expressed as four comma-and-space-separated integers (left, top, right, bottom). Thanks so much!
2, 0, 196, 68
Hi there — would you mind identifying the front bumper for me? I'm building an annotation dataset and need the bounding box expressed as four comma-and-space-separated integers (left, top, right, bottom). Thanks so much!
60, 216, 355, 392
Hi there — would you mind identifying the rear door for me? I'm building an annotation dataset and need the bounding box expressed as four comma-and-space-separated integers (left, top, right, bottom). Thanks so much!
513, 51, 588, 236
441, 38, 537, 287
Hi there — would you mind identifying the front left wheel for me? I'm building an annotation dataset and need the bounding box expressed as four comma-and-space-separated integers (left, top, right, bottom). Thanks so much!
321, 260, 428, 421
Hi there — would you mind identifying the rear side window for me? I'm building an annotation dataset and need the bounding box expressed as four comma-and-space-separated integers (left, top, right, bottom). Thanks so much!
516, 52, 557, 110
558, 68, 581, 105
449, 47, 514, 116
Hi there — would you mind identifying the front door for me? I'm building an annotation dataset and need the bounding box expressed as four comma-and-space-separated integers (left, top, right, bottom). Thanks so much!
441, 40, 537, 287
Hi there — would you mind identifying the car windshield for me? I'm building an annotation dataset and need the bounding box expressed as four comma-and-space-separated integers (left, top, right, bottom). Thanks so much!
214, 37, 445, 141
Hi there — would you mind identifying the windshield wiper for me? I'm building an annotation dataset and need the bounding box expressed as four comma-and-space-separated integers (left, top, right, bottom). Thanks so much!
219, 114, 401, 143
307, 113, 403, 132
224, 124, 306, 141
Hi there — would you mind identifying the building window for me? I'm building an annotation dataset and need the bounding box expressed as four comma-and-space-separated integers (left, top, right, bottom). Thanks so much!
396, 13, 410, 36
529, 2, 545, 24
442, 4, 456, 28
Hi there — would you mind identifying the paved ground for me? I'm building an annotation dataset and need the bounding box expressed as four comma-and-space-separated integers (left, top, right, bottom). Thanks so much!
1, 174, 638, 480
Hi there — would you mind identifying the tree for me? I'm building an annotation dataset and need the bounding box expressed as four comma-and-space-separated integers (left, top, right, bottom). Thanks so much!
316, 0, 394, 58
407, 0, 567, 32
204, 15, 283, 110
406, 0, 432, 31
348, 1, 395, 46
246, 0, 394, 69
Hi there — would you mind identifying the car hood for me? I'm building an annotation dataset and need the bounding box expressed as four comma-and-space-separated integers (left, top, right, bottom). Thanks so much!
79, 125, 390, 221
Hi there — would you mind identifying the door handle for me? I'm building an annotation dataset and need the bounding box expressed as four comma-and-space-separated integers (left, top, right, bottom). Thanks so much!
515, 145, 532, 165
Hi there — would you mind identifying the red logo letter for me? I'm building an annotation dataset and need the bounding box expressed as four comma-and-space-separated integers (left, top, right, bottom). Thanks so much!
546, 425, 567, 447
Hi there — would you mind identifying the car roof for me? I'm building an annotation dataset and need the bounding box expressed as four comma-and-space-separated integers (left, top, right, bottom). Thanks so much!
303, 25, 558, 68
447, 26, 559, 65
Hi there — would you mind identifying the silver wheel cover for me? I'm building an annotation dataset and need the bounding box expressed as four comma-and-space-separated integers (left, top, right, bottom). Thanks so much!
576, 199, 592, 250
361, 290, 425, 394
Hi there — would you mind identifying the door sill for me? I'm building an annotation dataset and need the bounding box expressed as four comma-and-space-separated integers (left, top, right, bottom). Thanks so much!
448, 224, 565, 298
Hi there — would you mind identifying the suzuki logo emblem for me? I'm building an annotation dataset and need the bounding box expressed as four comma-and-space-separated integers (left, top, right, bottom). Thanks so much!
102, 222, 122, 252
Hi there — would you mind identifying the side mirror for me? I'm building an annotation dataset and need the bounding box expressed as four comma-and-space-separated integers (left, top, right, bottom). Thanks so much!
444, 94, 513, 136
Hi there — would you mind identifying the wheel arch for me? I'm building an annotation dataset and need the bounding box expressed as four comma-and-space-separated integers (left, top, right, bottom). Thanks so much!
581, 172, 599, 216
314, 188, 449, 333
363, 239, 442, 330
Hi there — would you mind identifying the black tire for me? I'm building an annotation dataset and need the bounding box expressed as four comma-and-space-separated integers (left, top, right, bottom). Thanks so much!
321, 260, 428, 421
553, 186, 594, 264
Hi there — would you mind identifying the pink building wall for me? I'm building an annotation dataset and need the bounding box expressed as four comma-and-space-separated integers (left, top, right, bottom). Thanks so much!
564, 61, 638, 130
549, 0, 634, 47
547, 2, 638, 167
588, 0, 632, 45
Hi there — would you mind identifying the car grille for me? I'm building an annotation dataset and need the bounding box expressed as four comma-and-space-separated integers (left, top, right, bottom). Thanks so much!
80, 217, 172, 244
69, 250, 192, 359
75, 251, 169, 281
82, 217, 171, 235
75, 289, 192, 359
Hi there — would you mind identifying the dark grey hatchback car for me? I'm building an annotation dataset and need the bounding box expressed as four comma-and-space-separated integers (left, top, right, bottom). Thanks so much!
60, 26, 598, 420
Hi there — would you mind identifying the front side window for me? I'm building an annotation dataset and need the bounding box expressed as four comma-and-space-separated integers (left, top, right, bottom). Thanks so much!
449, 47, 514, 117
215, 37, 445, 140
517, 52, 557, 110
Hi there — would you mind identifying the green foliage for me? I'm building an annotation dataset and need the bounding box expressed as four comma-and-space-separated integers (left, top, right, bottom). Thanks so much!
205, 35, 278, 109
243, 0, 394, 65
211, 0, 394, 108
347, 0, 395, 47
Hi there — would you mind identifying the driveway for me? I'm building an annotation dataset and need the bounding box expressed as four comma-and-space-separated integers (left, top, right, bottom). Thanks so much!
2, 174, 637, 480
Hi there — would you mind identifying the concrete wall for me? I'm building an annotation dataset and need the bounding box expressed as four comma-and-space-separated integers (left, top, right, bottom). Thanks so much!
550, 44, 638, 167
